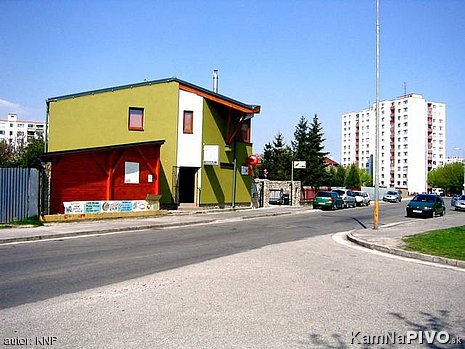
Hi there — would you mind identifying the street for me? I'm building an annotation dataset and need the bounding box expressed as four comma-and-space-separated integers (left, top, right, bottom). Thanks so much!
1, 202, 464, 348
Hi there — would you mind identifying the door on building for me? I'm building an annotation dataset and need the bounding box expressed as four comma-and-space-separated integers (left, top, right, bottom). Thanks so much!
178, 167, 197, 204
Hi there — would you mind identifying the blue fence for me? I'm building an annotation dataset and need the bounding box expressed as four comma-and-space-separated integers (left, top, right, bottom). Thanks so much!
0, 168, 39, 223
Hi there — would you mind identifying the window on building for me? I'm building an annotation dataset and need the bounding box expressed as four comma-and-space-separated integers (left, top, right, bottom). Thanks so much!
183, 110, 194, 134
128, 107, 144, 131
240, 121, 251, 143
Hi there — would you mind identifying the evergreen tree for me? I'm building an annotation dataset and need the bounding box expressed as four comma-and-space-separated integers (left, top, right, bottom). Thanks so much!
305, 114, 329, 188
291, 116, 311, 184
324, 165, 337, 186
344, 163, 361, 189
259, 132, 292, 180
334, 165, 346, 187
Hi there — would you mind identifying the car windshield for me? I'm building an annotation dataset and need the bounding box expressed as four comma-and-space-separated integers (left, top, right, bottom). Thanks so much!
353, 192, 361, 196
316, 192, 332, 197
386, 191, 397, 195
459, 195, 465, 200
334, 190, 344, 195
412, 194, 435, 203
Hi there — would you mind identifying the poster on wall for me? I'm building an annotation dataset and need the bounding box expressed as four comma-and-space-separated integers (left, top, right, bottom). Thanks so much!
124, 161, 140, 183
63, 200, 158, 214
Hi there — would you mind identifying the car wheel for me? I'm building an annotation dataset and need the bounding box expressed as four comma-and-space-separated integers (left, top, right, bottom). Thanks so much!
429, 210, 434, 218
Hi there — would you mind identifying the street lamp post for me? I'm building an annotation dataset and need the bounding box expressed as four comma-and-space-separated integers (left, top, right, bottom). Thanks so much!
373, 0, 380, 229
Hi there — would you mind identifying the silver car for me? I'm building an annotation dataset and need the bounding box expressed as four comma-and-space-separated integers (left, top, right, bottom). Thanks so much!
383, 190, 402, 203
334, 189, 356, 208
453, 194, 465, 211
353, 191, 370, 206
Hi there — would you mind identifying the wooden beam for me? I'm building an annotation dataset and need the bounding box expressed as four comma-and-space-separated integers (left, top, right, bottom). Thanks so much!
179, 84, 260, 114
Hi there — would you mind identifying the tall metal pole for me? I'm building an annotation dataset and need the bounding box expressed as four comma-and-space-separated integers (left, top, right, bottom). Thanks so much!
291, 162, 294, 206
373, 0, 380, 229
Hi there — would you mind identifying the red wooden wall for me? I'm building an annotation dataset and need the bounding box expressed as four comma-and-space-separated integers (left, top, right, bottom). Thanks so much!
49, 144, 161, 214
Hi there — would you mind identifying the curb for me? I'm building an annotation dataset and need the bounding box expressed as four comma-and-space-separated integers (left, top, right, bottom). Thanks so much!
347, 231, 465, 269
0, 209, 302, 245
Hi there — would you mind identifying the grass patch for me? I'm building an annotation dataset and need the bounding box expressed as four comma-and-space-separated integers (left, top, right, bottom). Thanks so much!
0, 215, 43, 229
403, 226, 465, 261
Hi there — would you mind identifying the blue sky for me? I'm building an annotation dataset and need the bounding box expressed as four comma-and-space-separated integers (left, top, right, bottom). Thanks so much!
1, 0, 464, 161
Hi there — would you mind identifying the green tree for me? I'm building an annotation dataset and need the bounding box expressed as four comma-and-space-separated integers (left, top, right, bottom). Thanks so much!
324, 165, 337, 186
305, 114, 329, 187
334, 165, 346, 187
291, 116, 311, 184
358, 167, 372, 186
428, 162, 464, 194
0, 137, 45, 168
19, 137, 45, 168
259, 132, 293, 180
0, 140, 19, 167
344, 163, 361, 189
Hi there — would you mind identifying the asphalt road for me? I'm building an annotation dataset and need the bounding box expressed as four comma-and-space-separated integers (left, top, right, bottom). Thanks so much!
0, 203, 405, 310
1, 202, 464, 348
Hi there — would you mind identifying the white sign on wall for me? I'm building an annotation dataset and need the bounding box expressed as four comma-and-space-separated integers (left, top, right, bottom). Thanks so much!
203, 145, 219, 165
125, 161, 140, 183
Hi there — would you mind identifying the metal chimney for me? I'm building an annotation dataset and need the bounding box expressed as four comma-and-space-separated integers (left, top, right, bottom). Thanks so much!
212, 70, 219, 93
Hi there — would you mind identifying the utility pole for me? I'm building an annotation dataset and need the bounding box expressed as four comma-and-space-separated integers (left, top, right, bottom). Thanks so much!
373, 0, 380, 229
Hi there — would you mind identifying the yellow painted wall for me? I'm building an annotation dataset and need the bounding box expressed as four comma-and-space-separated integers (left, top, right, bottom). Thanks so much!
200, 100, 252, 206
47, 81, 180, 205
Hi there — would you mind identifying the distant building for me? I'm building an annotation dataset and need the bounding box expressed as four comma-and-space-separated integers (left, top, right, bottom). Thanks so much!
341, 93, 446, 194
0, 113, 46, 148
325, 157, 339, 168
446, 156, 464, 164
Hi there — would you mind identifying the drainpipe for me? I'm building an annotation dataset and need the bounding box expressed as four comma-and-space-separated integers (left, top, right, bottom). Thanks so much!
232, 135, 237, 209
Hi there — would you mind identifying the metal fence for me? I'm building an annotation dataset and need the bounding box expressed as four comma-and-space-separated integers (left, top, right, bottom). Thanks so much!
0, 168, 39, 223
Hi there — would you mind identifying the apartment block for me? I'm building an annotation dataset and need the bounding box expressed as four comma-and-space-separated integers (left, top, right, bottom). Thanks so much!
0, 113, 46, 148
341, 93, 446, 194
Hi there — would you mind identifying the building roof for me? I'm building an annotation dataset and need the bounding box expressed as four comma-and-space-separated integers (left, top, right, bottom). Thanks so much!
41, 140, 165, 160
325, 157, 339, 166
47, 77, 261, 114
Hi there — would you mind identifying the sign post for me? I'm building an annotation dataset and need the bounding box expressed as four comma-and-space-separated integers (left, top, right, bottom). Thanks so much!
291, 161, 306, 206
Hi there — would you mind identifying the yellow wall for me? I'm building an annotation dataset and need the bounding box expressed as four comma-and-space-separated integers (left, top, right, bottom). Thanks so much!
200, 100, 252, 206
48, 81, 180, 205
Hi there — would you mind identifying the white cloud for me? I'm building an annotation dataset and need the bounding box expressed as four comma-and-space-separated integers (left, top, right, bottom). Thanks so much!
0, 98, 44, 121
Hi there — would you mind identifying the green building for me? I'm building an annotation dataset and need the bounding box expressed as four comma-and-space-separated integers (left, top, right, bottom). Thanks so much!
46, 77, 261, 209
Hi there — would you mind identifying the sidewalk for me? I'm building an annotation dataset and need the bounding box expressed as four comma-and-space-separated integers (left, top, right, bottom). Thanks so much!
348, 212, 465, 268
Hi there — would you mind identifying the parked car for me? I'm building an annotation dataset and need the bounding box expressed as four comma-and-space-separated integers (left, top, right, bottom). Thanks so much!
353, 191, 370, 206
451, 194, 459, 207
453, 194, 465, 211
313, 191, 343, 210
406, 194, 446, 218
333, 189, 356, 208
269, 189, 284, 205
383, 190, 402, 203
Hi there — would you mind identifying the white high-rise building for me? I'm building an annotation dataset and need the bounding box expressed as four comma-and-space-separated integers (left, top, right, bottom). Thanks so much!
0, 113, 46, 148
341, 94, 446, 194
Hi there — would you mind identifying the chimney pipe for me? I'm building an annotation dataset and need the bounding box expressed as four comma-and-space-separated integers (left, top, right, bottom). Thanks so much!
212, 70, 219, 93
